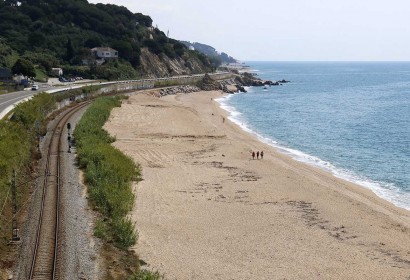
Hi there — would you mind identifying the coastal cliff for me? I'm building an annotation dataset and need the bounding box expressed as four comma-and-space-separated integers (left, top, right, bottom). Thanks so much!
139, 48, 212, 78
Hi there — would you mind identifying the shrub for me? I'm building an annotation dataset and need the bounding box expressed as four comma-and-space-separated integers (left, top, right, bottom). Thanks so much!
128, 270, 163, 280
112, 217, 137, 249
12, 92, 55, 131
74, 96, 141, 249
94, 218, 109, 239
143, 39, 163, 55
163, 44, 176, 59
0, 93, 58, 250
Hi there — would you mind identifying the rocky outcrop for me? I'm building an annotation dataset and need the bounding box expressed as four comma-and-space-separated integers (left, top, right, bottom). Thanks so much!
220, 78, 246, 93
234, 72, 290, 87
159, 85, 200, 96
154, 71, 286, 97
195, 74, 250, 94
139, 48, 211, 78
196, 74, 221, 91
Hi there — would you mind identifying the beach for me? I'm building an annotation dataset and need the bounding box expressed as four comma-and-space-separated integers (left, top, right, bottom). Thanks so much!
104, 90, 410, 279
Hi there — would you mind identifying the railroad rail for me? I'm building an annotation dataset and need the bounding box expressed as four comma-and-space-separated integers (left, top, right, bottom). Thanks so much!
29, 101, 91, 280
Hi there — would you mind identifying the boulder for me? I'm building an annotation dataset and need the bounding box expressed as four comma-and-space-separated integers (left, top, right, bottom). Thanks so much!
159, 85, 201, 96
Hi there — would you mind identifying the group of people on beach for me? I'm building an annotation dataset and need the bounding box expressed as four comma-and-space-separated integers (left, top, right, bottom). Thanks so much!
251, 151, 263, 160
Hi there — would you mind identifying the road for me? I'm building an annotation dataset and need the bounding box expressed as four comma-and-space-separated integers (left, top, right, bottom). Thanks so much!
0, 83, 100, 119
0, 88, 38, 119
0, 72, 233, 119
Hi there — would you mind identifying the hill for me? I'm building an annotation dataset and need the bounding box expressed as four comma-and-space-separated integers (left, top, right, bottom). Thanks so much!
181, 41, 237, 66
0, 0, 214, 80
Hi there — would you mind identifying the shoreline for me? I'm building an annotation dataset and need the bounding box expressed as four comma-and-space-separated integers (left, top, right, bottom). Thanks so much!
217, 90, 410, 211
104, 90, 410, 279
214, 91, 410, 223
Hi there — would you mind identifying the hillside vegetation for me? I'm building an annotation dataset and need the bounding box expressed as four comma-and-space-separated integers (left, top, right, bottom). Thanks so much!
0, 0, 214, 80
181, 41, 237, 66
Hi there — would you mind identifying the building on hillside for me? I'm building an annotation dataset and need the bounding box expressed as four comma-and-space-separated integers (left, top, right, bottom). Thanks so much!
91, 47, 119, 59
0, 68, 12, 81
13, 74, 29, 86
189, 45, 195, 51
51, 68, 63, 76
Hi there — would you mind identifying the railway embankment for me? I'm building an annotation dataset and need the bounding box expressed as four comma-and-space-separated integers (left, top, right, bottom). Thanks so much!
0, 93, 56, 279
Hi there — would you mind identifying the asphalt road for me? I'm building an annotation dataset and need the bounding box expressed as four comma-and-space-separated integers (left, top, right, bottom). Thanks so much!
0, 88, 39, 119
0, 83, 87, 119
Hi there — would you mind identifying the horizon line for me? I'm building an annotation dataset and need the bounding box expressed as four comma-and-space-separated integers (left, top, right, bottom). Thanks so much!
238, 60, 410, 63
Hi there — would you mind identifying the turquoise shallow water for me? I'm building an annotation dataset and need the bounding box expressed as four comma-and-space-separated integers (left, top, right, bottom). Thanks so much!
218, 62, 410, 210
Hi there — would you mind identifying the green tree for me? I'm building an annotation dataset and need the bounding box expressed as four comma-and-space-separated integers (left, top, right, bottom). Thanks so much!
84, 36, 102, 48
12, 58, 36, 77
0, 39, 18, 68
134, 12, 152, 27
173, 42, 186, 57
111, 40, 133, 61
164, 44, 176, 59
143, 39, 163, 55
28, 31, 45, 47
66, 38, 74, 61
22, 51, 59, 71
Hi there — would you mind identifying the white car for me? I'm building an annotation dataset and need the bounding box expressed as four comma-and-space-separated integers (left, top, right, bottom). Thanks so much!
31, 84, 39, 91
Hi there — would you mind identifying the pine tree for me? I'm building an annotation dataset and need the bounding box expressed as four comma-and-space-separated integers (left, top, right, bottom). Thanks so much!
66, 38, 74, 61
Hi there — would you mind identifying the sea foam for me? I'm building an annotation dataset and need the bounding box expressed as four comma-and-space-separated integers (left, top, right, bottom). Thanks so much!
216, 92, 410, 211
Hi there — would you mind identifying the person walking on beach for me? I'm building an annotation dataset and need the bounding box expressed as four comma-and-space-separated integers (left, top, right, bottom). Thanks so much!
256, 151, 259, 159
260, 151, 264, 159
252, 151, 255, 159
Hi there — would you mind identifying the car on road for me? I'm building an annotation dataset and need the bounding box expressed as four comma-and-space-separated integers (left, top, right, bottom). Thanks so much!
31, 84, 39, 90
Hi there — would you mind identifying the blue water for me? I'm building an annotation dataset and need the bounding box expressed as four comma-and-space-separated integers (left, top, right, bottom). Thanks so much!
218, 62, 410, 210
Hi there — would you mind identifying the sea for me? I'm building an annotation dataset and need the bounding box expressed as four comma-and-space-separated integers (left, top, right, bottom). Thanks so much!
217, 62, 410, 210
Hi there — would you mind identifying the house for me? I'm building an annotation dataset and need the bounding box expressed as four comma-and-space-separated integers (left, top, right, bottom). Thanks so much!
0, 68, 12, 81
91, 47, 119, 59
51, 68, 63, 76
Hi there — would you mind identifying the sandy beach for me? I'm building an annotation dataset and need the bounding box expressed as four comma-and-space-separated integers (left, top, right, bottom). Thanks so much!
104, 90, 410, 279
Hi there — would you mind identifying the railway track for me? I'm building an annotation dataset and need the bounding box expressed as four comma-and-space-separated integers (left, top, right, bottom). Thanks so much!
29, 101, 91, 280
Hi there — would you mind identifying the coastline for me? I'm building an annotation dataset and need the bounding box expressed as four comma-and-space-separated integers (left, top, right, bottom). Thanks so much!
104, 90, 410, 279
217, 90, 410, 211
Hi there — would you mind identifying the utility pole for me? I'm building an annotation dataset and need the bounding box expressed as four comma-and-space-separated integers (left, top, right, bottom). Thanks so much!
67, 122, 71, 153
11, 169, 20, 242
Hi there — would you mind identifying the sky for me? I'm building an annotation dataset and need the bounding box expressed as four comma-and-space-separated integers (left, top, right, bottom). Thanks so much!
89, 0, 410, 61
